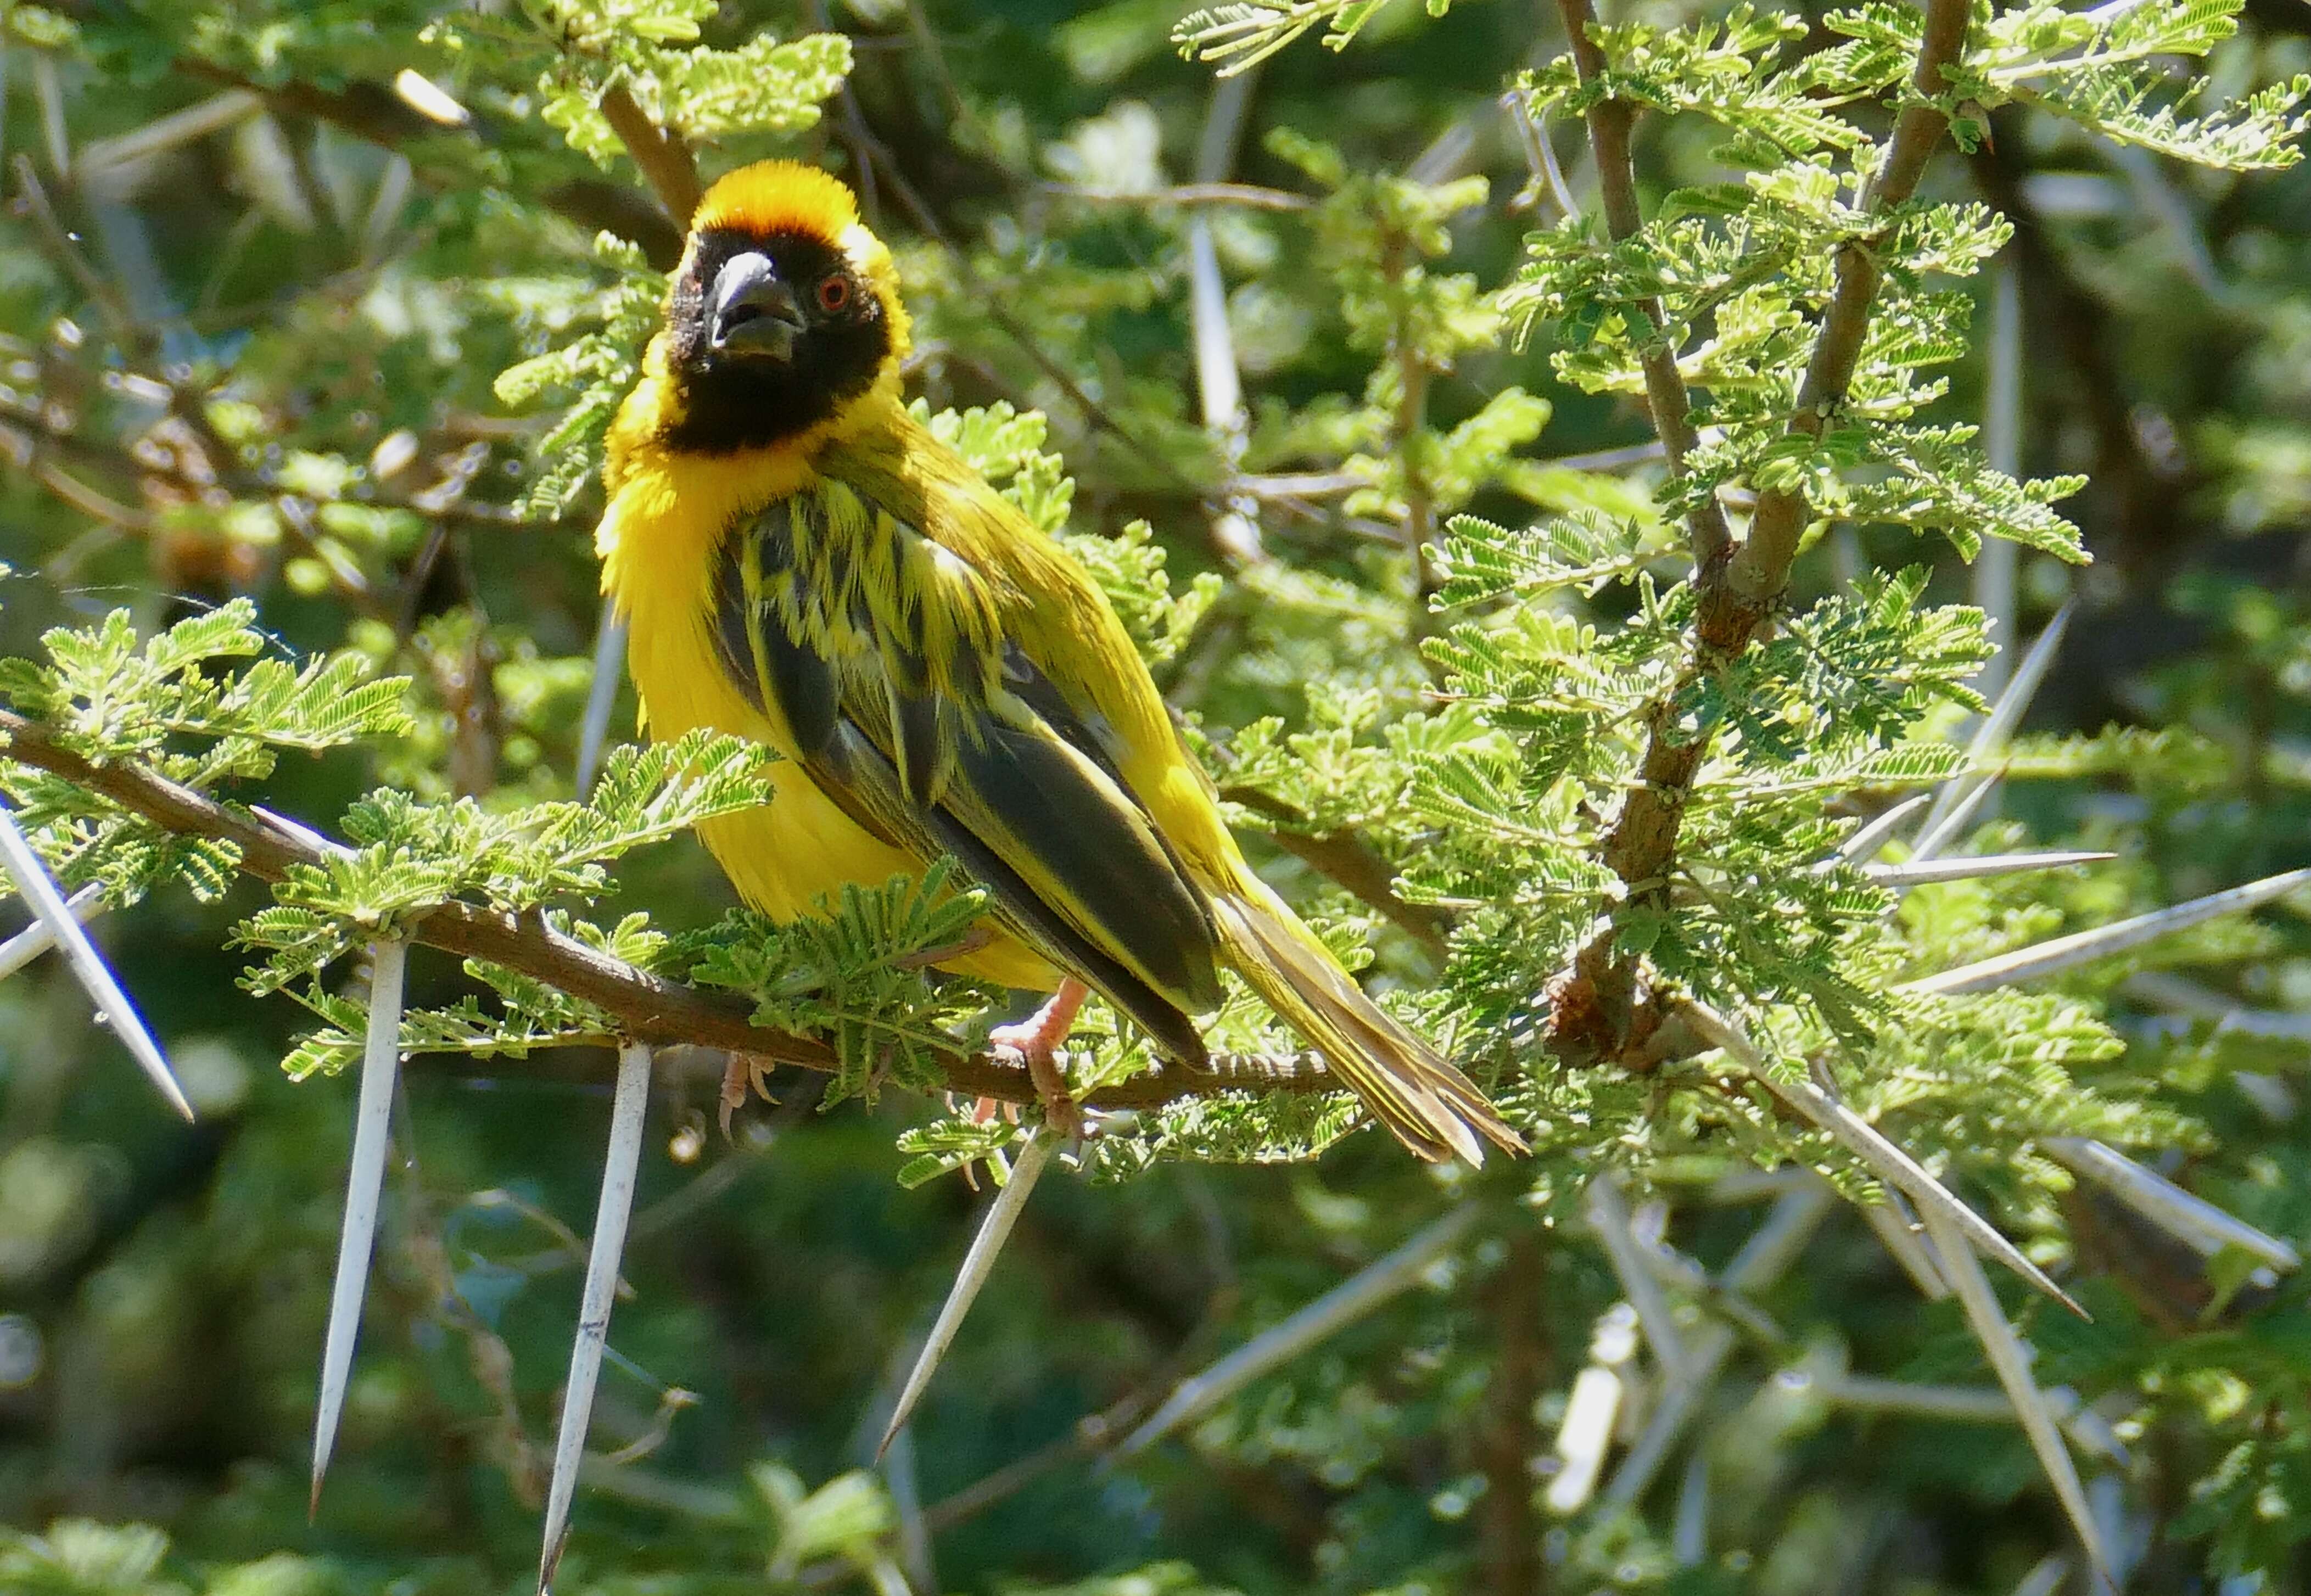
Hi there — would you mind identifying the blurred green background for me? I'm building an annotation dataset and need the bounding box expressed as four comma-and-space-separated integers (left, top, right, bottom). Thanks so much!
2, 0, 2310, 1592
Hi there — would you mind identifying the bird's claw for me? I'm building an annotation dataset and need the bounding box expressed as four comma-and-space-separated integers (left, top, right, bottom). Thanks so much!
989, 1033, 1084, 1141
719, 1052, 775, 1138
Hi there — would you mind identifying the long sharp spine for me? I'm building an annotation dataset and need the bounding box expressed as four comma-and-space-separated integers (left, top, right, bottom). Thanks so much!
311, 938, 409, 1515
539, 1040, 655, 1594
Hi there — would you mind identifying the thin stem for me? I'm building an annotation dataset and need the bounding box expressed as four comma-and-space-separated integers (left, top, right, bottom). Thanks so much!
1477, 1229, 1548, 1596
1713, 0, 1972, 626
0, 709, 1344, 1108
1543, 0, 1730, 570
1117, 1206, 1479, 1456
1545, 0, 1976, 1063
595, 83, 702, 224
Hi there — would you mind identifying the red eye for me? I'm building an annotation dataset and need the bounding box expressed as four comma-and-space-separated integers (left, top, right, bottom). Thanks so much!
816, 275, 850, 313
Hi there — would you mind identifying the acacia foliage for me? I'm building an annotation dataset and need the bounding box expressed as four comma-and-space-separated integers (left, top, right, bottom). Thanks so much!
1, 0, 2309, 1592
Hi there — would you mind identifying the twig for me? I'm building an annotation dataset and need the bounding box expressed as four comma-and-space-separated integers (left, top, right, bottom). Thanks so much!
1709, 0, 1972, 629
0, 708, 1342, 1108
1476, 1229, 1546, 1596
1116, 1206, 1478, 1456
595, 83, 702, 224
1541, 4, 1730, 570
1221, 785, 1447, 957
1044, 181, 1312, 211
1544, 0, 1974, 1064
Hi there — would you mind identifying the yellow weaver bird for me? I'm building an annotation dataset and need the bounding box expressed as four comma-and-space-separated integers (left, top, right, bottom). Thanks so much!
596, 161, 1521, 1164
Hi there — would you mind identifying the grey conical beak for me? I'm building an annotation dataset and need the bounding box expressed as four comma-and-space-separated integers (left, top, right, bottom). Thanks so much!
710, 252, 804, 360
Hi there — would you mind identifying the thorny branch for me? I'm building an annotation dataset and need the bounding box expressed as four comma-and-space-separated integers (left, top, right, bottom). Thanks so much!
597, 82, 704, 224
1548, 0, 1732, 574
0, 708, 1344, 1109
173, 57, 688, 266
1545, 0, 1974, 1067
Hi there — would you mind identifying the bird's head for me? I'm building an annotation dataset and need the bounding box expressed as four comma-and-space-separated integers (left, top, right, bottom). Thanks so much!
651, 161, 910, 455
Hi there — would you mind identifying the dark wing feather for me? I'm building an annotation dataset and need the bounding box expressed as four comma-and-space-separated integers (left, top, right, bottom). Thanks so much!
711, 486, 1224, 1057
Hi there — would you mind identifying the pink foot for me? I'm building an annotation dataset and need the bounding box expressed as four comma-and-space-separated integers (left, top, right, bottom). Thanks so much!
989, 979, 1089, 1138
719, 1052, 775, 1138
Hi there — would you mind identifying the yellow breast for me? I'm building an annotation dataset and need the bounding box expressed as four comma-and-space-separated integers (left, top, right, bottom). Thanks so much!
595, 406, 1057, 992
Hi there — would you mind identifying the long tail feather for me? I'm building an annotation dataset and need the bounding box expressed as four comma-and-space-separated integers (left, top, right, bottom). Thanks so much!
1211, 887, 1521, 1165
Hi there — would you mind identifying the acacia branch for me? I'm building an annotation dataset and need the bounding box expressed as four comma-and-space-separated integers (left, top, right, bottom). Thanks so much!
0, 710, 1341, 1109
1222, 786, 1449, 959
1547, 0, 1973, 1062
596, 82, 703, 225
1709, 0, 1973, 635
1551, 0, 1732, 572
174, 58, 687, 267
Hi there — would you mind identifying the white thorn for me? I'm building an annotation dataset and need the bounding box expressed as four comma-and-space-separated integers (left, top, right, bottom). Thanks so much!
1904, 867, 2311, 997
1920, 1205, 2114, 1591
1603, 1323, 1732, 1509
1859, 1189, 1952, 1300
575, 606, 628, 799
1545, 1362, 1626, 1514
2010, 1554, 2072, 1596
539, 1040, 654, 1594
1678, 999, 2079, 1312
1830, 792, 1933, 866
1822, 1376, 2128, 1464
1188, 72, 1264, 569
252, 804, 355, 860
1719, 1178, 1837, 1292
1601, 1183, 1833, 1511
0, 800, 191, 1118
2045, 1137, 2299, 1270
0, 882, 102, 982
1916, 600, 2074, 855
1585, 1171, 1691, 1378
1974, 259, 2024, 706
876, 1129, 1058, 1463
391, 68, 472, 129
1118, 1206, 1479, 1458
1500, 91, 1583, 222
1671, 1448, 1710, 1565
311, 938, 408, 1514
1909, 761, 2006, 864
1864, 850, 2114, 887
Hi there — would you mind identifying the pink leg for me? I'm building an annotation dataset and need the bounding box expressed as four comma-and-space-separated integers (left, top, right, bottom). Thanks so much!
988, 978, 1090, 1138
719, 1052, 775, 1138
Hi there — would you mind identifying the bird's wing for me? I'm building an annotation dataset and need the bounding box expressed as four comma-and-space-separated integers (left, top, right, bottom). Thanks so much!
710, 467, 1224, 1059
